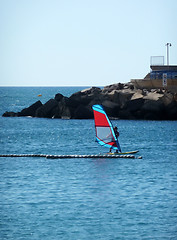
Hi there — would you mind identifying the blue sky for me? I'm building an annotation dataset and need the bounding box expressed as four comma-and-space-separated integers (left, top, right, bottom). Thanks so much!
0, 0, 177, 86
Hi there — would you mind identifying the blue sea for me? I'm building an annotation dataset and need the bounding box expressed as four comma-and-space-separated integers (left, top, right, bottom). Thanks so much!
0, 87, 177, 240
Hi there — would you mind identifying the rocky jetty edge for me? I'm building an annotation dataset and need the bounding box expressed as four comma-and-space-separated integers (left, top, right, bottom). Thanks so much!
2, 83, 177, 120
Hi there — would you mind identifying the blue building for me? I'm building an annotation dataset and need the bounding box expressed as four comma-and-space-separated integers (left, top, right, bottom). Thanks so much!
131, 64, 177, 92
150, 65, 177, 80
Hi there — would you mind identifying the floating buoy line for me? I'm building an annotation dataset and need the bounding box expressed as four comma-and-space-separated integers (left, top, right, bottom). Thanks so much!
0, 154, 142, 159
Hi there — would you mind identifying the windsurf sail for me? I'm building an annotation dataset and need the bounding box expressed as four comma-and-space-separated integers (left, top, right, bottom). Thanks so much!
92, 105, 121, 152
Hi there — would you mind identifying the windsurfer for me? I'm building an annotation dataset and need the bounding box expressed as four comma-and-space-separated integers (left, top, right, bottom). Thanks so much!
110, 126, 120, 153
92, 105, 122, 153
114, 126, 119, 138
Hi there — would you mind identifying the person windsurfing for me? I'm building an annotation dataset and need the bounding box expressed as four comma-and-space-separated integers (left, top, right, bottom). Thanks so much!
109, 126, 120, 153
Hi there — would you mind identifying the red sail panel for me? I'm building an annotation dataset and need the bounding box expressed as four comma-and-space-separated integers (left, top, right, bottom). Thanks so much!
93, 111, 110, 127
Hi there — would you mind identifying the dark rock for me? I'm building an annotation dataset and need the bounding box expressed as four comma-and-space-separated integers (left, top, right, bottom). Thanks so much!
142, 100, 165, 113
102, 100, 120, 117
2, 111, 18, 117
118, 83, 124, 90
35, 99, 58, 118
60, 96, 77, 108
69, 87, 101, 105
132, 110, 144, 119
174, 93, 177, 101
102, 83, 124, 93
59, 97, 79, 118
129, 84, 134, 90
165, 101, 177, 120
87, 98, 103, 109
19, 100, 43, 117
60, 105, 72, 119
156, 89, 163, 94
53, 97, 77, 119
55, 93, 64, 102
106, 90, 134, 109
2, 82, 177, 120
144, 112, 161, 120
118, 109, 135, 119
141, 100, 165, 119
126, 98, 145, 112
118, 91, 134, 108
52, 105, 61, 118
161, 92, 174, 106
74, 105, 93, 119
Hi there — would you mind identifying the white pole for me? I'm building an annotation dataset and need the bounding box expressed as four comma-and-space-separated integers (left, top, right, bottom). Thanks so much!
166, 43, 172, 65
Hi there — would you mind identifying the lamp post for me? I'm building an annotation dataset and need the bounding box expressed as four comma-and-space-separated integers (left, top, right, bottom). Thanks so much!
166, 43, 172, 65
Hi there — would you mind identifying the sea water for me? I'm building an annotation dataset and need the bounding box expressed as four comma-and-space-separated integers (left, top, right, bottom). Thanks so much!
0, 87, 177, 240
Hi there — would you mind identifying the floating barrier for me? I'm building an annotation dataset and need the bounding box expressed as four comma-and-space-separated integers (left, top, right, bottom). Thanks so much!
0, 154, 139, 159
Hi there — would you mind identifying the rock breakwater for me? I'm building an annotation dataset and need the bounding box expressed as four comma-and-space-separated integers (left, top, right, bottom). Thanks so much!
2, 83, 177, 120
